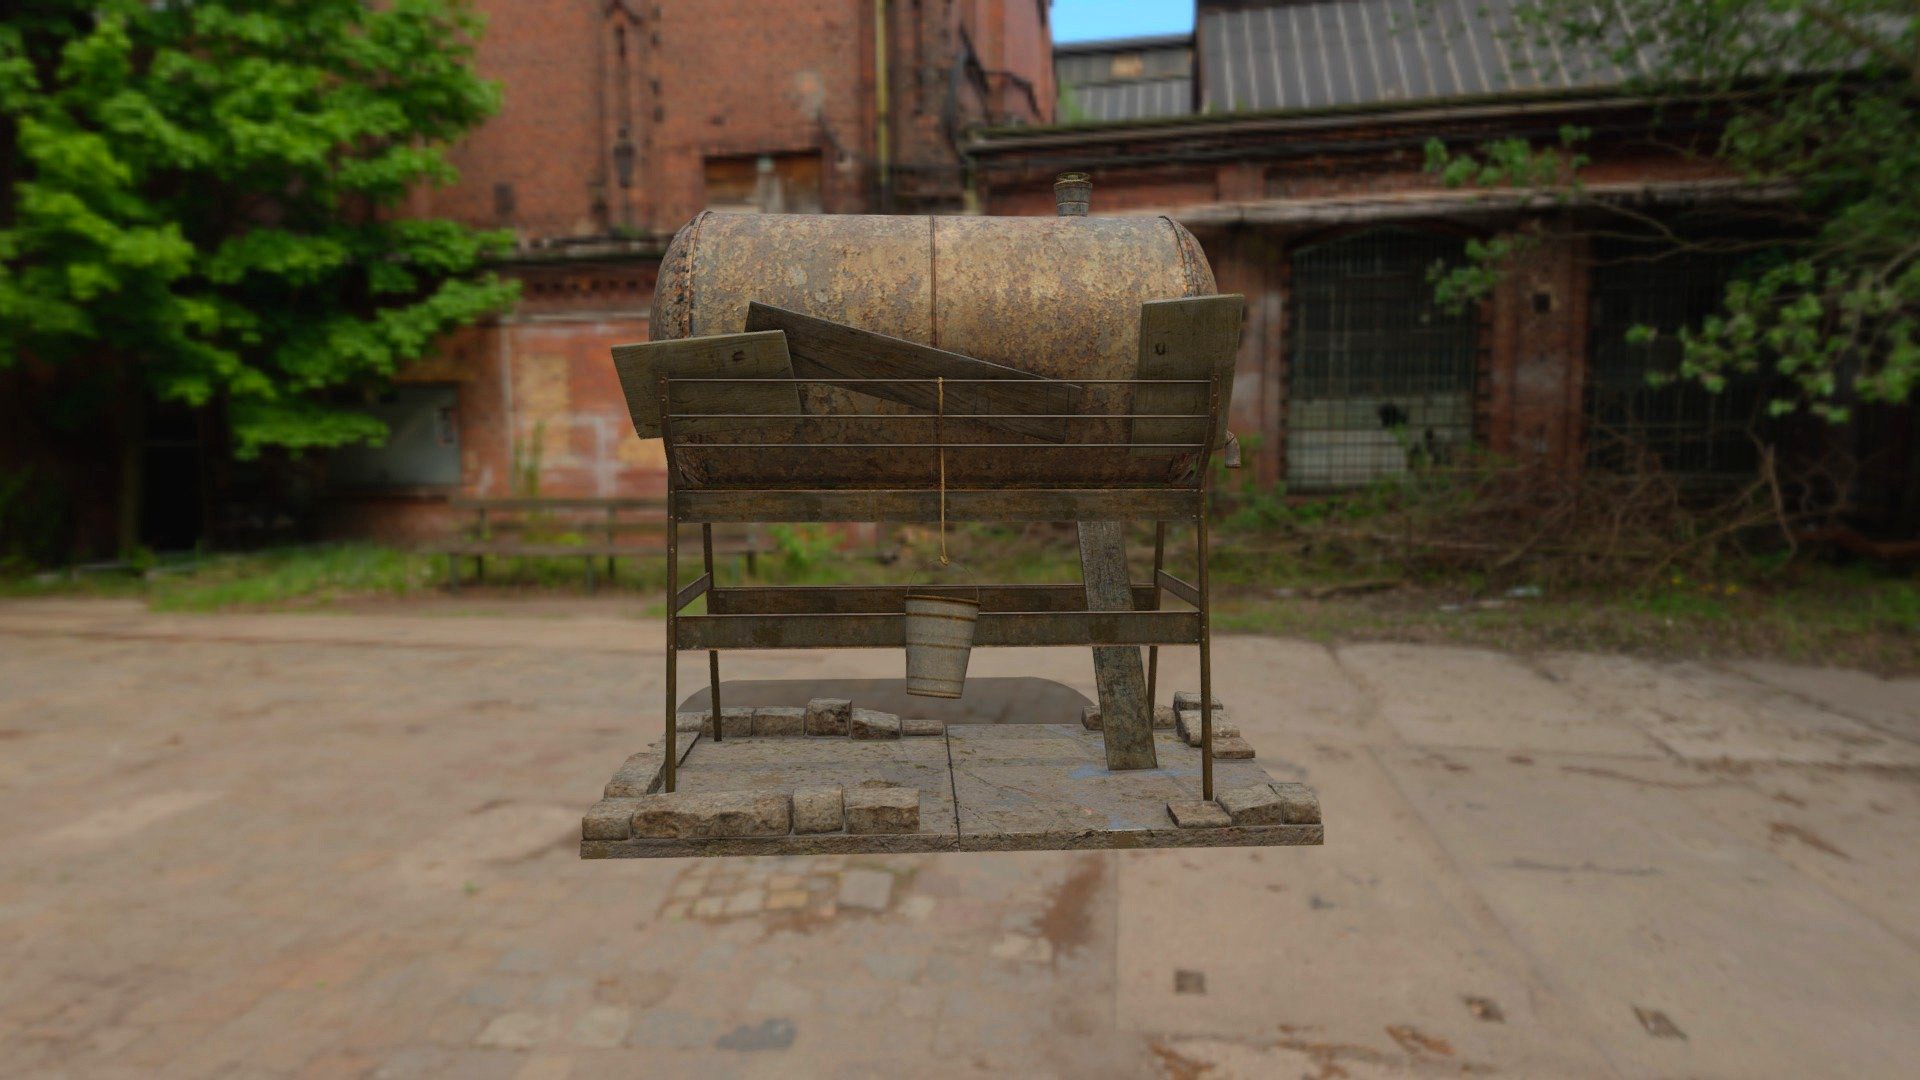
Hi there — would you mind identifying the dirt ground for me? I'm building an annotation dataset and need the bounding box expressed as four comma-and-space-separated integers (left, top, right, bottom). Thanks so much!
2, 598, 1917, 1078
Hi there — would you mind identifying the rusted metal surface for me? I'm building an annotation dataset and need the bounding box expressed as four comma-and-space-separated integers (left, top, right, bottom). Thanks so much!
653, 210, 1217, 488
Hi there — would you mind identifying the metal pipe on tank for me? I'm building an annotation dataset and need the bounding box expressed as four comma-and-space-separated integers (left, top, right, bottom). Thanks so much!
1054, 172, 1091, 216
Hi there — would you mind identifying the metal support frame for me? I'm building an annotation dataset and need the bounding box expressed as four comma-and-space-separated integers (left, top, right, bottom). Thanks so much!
654, 372, 1224, 800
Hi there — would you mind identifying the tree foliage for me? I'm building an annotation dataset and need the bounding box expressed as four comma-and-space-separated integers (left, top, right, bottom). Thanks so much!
0, 0, 518, 455
1424, 0, 1920, 420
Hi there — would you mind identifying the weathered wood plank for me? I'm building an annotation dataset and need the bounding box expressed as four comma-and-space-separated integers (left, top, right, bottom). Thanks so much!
1155, 569, 1202, 608
611, 330, 799, 438
744, 303, 1079, 443
1080, 521, 1156, 770
707, 583, 1157, 615
1131, 295, 1244, 452
673, 572, 711, 612
675, 610, 1201, 650
674, 488, 1201, 523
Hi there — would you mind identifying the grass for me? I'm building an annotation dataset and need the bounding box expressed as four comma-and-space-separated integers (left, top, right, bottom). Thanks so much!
4, 524, 1916, 673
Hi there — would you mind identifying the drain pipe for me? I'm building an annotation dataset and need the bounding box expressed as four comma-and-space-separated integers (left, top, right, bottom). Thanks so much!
874, 0, 892, 211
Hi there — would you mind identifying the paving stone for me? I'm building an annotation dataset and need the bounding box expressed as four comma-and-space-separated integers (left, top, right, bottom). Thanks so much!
1270, 781, 1322, 824
1216, 784, 1286, 825
580, 798, 639, 840
844, 785, 920, 833
752, 706, 807, 737
1166, 800, 1231, 828
1214, 733, 1255, 759
901, 715, 944, 737
849, 708, 901, 740
804, 697, 852, 736
710, 707, 756, 738
570, 1005, 630, 1049
837, 868, 895, 910
629, 790, 791, 838
791, 785, 844, 834
1172, 691, 1224, 713
765, 889, 809, 911
474, 1012, 557, 1050
602, 750, 664, 798
1079, 704, 1172, 731
1176, 707, 1239, 745
723, 889, 765, 916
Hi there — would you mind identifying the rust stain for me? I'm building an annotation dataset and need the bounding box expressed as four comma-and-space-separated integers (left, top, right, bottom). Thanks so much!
1386, 1023, 1455, 1058
1147, 1039, 1214, 1080
1036, 853, 1106, 957
1769, 821, 1852, 861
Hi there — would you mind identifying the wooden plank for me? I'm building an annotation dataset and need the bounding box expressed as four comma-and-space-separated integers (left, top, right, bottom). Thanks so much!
451, 497, 666, 511
675, 610, 1201, 650
707, 583, 1158, 615
1131, 295, 1244, 453
610, 330, 800, 438
674, 572, 711, 612
744, 303, 1079, 443
1155, 569, 1202, 608
675, 488, 1201, 523
1080, 521, 1156, 771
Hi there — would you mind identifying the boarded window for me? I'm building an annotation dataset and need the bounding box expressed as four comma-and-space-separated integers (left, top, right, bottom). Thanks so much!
1286, 230, 1478, 491
330, 385, 462, 488
703, 152, 823, 214
1586, 244, 1768, 477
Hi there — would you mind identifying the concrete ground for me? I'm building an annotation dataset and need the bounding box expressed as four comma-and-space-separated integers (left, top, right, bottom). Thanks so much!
1, 598, 1917, 1079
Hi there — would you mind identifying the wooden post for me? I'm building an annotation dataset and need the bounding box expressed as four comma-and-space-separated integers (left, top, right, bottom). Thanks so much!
659, 377, 678, 792
1146, 522, 1165, 712
703, 523, 721, 743
1080, 522, 1156, 771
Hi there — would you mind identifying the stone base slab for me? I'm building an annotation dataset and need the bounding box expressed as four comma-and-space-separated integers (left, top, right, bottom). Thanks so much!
582, 723, 1322, 859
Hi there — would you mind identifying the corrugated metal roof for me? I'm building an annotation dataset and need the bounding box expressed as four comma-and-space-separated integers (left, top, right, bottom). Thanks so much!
1066, 78, 1195, 121
1197, 0, 1650, 113
1056, 36, 1195, 122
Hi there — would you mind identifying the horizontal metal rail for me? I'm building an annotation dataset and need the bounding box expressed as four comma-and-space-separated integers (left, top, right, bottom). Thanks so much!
676, 609, 1203, 650
677, 441, 1205, 449
707, 583, 1159, 615
667, 377, 1208, 385
664, 412, 1208, 420
674, 488, 1203, 523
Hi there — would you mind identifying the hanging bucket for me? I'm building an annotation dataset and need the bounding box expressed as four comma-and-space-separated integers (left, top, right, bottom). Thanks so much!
905, 376, 978, 698
904, 588, 979, 699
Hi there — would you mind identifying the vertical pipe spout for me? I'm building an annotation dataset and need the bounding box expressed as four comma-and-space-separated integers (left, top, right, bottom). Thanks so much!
1054, 172, 1091, 216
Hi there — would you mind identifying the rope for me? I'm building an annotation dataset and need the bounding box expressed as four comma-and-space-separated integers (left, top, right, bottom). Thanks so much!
937, 376, 949, 565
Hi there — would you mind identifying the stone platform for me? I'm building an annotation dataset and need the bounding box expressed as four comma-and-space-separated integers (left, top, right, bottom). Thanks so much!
581, 722, 1323, 858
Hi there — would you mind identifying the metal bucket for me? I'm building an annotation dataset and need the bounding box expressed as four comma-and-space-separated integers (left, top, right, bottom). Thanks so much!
903, 594, 980, 699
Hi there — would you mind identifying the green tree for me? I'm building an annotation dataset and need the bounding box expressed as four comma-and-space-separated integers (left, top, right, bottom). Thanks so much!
1423, 0, 1920, 421
0, 0, 517, 551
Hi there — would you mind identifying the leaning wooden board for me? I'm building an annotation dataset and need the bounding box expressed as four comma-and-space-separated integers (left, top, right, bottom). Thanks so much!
611, 330, 800, 438
1130, 294, 1244, 453
744, 302, 1080, 443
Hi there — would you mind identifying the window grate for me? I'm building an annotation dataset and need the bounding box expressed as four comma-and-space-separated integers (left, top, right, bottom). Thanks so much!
1286, 230, 1479, 491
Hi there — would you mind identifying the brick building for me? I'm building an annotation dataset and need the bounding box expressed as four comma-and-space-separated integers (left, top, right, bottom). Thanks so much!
976, 0, 1850, 495
332, 0, 1911, 537
332, 0, 1055, 539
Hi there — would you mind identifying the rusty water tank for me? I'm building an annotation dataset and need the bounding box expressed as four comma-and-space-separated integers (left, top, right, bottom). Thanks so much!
652, 211, 1214, 376
650, 186, 1219, 487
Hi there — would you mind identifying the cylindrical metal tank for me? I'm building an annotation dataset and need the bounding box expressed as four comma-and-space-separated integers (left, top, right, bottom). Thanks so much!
652, 211, 1219, 487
